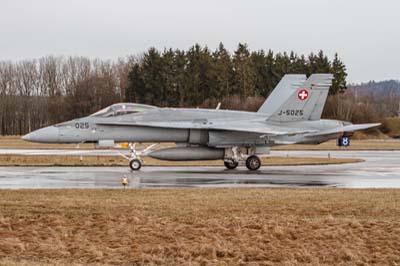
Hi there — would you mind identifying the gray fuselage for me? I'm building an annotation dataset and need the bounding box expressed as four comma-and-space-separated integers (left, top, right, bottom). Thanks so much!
25, 107, 346, 147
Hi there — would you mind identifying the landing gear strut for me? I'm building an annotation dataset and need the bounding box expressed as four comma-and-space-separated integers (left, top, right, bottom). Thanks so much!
128, 143, 142, 171
119, 143, 158, 171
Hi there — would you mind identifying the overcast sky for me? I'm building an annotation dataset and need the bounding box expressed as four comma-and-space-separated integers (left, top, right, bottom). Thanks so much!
0, 0, 399, 83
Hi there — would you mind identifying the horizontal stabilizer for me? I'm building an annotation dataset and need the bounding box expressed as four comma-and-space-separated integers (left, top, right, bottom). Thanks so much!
305, 123, 381, 137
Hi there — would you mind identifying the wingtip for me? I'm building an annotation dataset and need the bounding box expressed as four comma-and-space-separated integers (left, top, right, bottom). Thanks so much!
370, 123, 382, 128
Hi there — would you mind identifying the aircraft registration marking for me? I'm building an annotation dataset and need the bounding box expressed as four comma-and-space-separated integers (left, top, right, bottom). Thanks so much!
278, 110, 304, 116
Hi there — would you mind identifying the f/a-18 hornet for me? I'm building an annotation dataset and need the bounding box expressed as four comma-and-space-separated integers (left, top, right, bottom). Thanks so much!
23, 74, 380, 171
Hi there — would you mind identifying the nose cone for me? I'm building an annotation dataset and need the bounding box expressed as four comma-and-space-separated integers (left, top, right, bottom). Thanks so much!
22, 126, 60, 143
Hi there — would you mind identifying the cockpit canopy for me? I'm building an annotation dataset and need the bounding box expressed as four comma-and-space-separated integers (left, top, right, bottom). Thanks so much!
90, 103, 158, 117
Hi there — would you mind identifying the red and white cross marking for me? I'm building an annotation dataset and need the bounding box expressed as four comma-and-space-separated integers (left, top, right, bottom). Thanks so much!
297, 89, 309, 100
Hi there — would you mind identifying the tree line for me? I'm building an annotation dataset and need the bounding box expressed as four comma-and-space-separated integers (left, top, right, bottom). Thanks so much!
0, 43, 349, 135
126, 43, 347, 107
0, 57, 130, 135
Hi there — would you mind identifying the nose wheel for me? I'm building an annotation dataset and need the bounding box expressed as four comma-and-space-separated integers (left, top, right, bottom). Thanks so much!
129, 159, 142, 171
245, 155, 261, 171
123, 143, 158, 171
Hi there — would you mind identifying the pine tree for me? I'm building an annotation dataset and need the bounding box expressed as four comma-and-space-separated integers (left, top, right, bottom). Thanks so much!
141, 47, 165, 105
250, 50, 268, 97
264, 50, 279, 96
331, 53, 347, 94
290, 52, 307, 74
198, 46, 214, 105
184, 44, 203, 106
232, 43, 256, 98
173, 49, 187, 106
212, 43, 234, 99
314, 50, 331, 73
126, 63, 144, 102
161, 48, 176, 106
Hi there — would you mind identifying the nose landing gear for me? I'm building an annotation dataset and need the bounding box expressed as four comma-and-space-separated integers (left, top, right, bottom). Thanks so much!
118, 143, 158, 171
128, 143, 142, 171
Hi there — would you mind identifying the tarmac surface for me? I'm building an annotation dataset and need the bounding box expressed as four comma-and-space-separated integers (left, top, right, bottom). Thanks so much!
0, 150, 399, 189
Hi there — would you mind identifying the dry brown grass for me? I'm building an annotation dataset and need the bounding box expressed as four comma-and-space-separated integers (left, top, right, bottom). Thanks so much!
382, 117, 400, 138
0, 189, 399, 266
0, 154, 361, 167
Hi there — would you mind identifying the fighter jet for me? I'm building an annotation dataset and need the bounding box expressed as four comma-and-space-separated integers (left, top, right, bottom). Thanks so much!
23, 74, 380, 171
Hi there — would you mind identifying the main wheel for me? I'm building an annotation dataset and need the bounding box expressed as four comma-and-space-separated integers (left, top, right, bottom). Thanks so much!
129, 159, 142, 171
224, 160, 239, 169
245, 155, 261, 171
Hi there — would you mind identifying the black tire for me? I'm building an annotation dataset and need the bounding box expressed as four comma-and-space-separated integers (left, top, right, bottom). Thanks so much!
129, 159, 142, 171
245, 155, 261, 171
224, 160, 239, 169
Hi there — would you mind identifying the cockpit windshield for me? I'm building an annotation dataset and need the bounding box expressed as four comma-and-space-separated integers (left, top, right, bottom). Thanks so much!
90, 103, 157, 117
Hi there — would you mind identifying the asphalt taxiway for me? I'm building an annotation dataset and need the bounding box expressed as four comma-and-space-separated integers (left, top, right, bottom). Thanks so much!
0, 150, 399, 189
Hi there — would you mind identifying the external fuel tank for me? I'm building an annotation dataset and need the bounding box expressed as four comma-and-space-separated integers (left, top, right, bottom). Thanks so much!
148, 147, 224, 161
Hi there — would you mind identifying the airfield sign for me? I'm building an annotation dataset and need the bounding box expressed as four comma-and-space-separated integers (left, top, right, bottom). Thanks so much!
338, 137, 350, 147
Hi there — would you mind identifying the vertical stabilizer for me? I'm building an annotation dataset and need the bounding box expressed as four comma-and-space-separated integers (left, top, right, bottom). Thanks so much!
267, 74, 333, 122
257, 74, 306, 115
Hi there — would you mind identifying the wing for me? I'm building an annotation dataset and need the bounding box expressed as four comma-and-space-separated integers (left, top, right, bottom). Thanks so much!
96, 120, 316, 136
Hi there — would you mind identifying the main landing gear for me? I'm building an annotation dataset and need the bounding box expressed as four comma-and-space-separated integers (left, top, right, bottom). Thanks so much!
224, 155, 261, 171
223, 147, 264, 171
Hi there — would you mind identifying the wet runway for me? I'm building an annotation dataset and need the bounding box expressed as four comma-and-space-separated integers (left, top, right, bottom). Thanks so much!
0, 150, 400, 189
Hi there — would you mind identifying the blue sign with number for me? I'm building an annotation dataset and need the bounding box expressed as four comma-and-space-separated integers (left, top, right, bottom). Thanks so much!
338, 137, 350, 147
